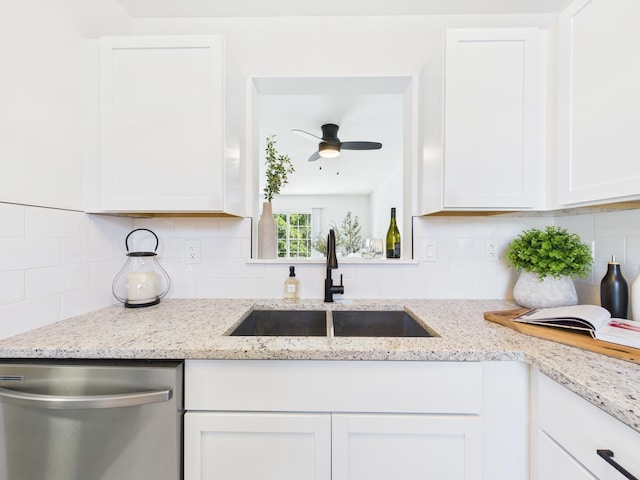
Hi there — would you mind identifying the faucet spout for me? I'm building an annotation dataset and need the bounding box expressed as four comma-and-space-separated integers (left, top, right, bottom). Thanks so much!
324, 229, 344, 302
327, 229, 338, 269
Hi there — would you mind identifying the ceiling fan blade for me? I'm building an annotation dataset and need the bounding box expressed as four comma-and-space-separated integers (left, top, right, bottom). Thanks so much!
292, 128, 322, 143
308, 151, 321, 162
341, 141, 382, 150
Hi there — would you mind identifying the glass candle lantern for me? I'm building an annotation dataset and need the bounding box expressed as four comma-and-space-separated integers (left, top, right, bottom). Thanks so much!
112, 228, 171, 308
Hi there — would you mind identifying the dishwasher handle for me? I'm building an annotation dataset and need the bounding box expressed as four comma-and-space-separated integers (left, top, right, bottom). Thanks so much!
0, 386, 172, 410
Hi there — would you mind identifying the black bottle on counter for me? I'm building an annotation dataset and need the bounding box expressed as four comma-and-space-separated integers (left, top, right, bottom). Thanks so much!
600, 255, 629, 318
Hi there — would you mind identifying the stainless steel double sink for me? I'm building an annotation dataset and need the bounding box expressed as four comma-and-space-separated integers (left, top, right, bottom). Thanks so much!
229, 309, 437, 338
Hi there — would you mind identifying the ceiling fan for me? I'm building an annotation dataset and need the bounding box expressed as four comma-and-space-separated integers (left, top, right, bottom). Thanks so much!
292, 123, 382, 162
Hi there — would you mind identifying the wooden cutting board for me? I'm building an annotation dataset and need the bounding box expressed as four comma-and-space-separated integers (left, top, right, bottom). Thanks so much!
484, 309, 640, 364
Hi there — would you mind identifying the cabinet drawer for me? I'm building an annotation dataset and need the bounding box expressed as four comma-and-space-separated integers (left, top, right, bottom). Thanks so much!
185, 360, 482, 414
538, 373, 640, 479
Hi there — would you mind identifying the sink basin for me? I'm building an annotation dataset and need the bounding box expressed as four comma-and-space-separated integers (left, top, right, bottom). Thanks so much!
332, 310, 434, 337
230, 310, 327, 336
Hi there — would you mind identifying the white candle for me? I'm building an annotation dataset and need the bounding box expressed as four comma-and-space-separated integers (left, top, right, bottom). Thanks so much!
127, 271, 158, 302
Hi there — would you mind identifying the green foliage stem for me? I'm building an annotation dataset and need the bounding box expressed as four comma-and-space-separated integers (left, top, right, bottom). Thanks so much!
506, 226, 593, 279
312, 211, 363, 256
263, 135, 295, 202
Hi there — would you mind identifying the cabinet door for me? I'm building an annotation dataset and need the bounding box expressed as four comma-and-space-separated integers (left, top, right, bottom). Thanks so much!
184, 412, 331, 480
535, 371, 640, 480
332, 414, 482, 480
557, 0, 640, 206
99, 35, 231, 213
442, 28, 543, 210
535, 431, 597, 480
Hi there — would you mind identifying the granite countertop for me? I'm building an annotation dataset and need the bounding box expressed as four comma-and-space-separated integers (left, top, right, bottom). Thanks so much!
0, 298, 638, 433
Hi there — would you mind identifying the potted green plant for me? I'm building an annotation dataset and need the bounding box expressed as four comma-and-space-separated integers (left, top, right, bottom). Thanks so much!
506, 226, 593, 308
311, 211, 363, 257
258, 136, 294, 258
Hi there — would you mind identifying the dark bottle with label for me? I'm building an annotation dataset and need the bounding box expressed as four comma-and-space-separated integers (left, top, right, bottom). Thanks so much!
386, 207, 401, 259
600, 255, 629, 318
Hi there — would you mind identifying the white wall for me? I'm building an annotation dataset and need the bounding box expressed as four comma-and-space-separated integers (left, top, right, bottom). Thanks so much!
0, 0, 131, 210
370, 166, 403, 239
3, 7, 636, 340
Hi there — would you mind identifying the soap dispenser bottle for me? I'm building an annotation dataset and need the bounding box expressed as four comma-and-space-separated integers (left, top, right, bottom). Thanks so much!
284, 266, 300, 303
600, 255, 628, 318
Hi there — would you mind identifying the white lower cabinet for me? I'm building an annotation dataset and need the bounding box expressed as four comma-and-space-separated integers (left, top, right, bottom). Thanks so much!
184, 360, 527, 480
332, 413, 481, 480
184, 412, 331, 480
185, 411, 480, 480
532, 370, 640, 480
536, 430, 597, 480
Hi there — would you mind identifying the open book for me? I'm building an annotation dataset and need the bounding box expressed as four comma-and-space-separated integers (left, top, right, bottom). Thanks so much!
515, 305, 640, 349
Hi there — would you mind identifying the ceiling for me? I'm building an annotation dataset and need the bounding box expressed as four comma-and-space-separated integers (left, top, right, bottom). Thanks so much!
256, 77, 406, 197
116, 0, 571, 18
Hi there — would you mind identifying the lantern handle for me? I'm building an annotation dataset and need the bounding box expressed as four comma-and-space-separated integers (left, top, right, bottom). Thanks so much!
124, 228, 159, 253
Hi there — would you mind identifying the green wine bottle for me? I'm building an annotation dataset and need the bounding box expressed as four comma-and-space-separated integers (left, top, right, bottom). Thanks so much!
386, 208, 401, 259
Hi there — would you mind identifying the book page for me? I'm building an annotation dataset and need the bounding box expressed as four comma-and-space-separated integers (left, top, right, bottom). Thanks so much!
516, 305, 611, 331
595, 319, 640, 349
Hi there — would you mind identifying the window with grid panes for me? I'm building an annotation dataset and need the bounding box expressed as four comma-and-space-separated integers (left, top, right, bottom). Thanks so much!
275, 212, 312, 258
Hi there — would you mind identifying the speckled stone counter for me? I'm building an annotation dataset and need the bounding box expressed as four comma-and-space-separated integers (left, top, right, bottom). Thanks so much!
0, 298, 638, 433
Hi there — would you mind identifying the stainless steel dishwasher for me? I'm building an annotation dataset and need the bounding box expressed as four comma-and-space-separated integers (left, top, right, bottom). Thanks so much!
0, 360, 183, 480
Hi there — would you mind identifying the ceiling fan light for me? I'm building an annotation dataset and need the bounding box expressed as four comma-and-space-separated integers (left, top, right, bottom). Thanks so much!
319, 142, 340, 158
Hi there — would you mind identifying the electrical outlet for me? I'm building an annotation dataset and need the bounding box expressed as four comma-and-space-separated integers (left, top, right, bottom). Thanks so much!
485, 240, 498, 262
185, 240, 201, 264
424, 240, 437, 261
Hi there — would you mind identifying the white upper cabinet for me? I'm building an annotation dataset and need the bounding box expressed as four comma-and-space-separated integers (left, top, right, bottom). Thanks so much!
91, 35, 245, 215
421, 28, 544, 214
557, 0, 640, 206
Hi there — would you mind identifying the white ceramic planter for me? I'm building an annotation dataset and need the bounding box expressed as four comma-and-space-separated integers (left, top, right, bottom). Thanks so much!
258, 201, 276, 259
512, 270, 578, 308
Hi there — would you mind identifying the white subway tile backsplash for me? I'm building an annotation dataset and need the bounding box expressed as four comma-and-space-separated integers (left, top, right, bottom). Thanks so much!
450, 258, 497, 277
0, 270, 25, 305
169, 277, 198, 298
202, 238, 245, 259
215, 217, 252, 238
26, 264, 91, 298
62, 285, 114, 319
199, 278, 245, 298
4, 200, 640, 338
472, 274, 513, 299
626, 237, 640, 265
594, 209, 640, 237
90, 260, 120, 287
555, 214, 594, 241
62, 237, 114, 264
0, 238, 62, 271
594, 237, 625, 263
25, 206, 91, 238
0, 203, 25, 237
495, 216, 550, 237
132, 218, 175, 238
165, 217, 220, 238
450, 217, 498, 237
0, 296, 61, 338
90, 214, 133, 239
